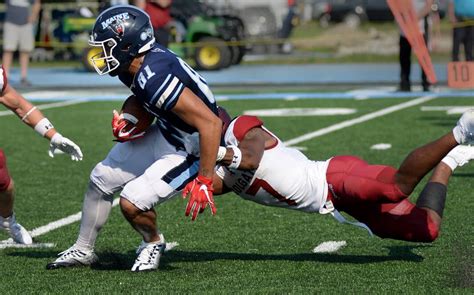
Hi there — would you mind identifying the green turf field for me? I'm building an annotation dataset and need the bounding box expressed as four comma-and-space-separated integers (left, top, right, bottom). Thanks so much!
0, 95, 473, 293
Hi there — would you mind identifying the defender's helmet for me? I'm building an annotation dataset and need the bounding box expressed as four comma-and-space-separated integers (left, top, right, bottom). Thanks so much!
89, 5, 155, 76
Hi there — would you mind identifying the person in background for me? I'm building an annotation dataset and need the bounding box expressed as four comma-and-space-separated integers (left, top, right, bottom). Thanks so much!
448, 0, 474, 62
135, 0, 172, 47
398, 0, 434, 92
2, 0, 41, 87
0, 66, 83, 244
278, 0, 298, 53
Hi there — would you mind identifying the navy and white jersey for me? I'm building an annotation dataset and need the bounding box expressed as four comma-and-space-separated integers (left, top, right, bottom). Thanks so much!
118, 44, 217, 150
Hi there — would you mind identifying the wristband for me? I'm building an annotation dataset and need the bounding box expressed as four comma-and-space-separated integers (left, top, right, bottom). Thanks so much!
228, 145, 242, 169
216, 146, 227, 162
21, 106, 37, 122
34, 118, 54, 137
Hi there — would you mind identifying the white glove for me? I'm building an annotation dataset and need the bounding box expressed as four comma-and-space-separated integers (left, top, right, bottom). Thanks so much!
49, 133, 83, 161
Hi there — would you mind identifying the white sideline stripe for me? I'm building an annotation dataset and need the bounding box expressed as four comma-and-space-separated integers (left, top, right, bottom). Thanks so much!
0, 95, 437, 246
30, 198, 119, 238
0, 200, 120, 246
0, 99, 88, 117
0, 242, 56, 249
284, 95, 437, 146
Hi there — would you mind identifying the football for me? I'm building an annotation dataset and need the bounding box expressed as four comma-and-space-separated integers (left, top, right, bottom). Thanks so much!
120, 95, 155, 134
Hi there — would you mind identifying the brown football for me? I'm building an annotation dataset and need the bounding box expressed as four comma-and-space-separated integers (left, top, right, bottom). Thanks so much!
120, 95, 154, 134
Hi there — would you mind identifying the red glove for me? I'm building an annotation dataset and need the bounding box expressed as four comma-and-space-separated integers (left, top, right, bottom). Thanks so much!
182, 175, 216, 221
111, 110, 145, 142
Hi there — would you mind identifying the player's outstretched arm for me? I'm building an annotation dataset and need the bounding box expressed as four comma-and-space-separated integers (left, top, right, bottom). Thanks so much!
0, 85, 83, 161
219, 128, 265, 170
172, 88, 222, 220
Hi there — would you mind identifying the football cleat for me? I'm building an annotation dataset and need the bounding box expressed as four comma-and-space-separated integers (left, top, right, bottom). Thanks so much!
453, 109, 474, 144
131, 236, 166, 272
46, 246, 98, 270
0, 214, 33, 245
442, 145, 474, 171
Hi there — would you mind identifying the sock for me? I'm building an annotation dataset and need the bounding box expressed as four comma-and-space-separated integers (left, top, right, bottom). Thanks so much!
441, 154, 458, 171
0, 213, 14, 229
452, 126, 463, 144
416, 182, 447, 218
74, 182, 113, 251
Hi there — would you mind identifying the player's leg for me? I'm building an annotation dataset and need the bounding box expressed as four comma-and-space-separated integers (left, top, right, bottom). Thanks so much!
327, 155, 407, 205
46, 127, 160, 269
339, 145, 474, 242
327, 110, 474, 206
0, 150, 32, 244
399, 35, 412, 91
120, 150, 199, 271
396, 110, 474, 195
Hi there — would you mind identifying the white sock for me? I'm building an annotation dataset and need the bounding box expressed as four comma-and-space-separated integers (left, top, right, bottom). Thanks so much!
74, 182, 113, 251
441, 155, 458, 171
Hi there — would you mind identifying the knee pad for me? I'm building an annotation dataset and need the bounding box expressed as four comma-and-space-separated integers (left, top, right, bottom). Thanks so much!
0, 150, 11, 192
90, 161, 129, 195
121, 174, 176, 212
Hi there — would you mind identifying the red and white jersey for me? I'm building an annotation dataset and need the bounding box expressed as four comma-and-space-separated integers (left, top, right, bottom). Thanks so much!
216, 115, 330, 213
0, 65, 7, 95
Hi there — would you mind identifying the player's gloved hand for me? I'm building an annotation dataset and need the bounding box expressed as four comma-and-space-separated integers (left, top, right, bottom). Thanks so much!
49, 133, 83, 161
112, 110, 145, 142
182, 175, 216, 221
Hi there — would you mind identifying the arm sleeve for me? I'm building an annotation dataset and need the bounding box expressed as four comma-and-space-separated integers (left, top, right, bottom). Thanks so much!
145, 73, 185, 111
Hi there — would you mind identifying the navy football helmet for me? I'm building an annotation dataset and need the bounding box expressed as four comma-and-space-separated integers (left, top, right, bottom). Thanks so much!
89, 5, 155, 76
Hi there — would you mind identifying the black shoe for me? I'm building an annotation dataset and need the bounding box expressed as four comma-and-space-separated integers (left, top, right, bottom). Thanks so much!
397, 85, 411, 92
20, 78, 32, 87
422, 85, 430, 92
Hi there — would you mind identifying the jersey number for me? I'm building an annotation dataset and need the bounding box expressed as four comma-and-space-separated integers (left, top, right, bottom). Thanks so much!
137, 65, 156, 89
245, 178, 296, 206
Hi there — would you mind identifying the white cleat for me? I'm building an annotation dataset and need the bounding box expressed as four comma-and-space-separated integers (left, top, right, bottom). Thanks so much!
46, 245, 98, 270
0, 214, 33, 245
442, 145, 474, 171
131, 235, 166, 272
453, 109, 474, 144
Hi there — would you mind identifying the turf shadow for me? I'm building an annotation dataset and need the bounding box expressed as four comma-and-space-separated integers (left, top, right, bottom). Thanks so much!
158, 245, 426, 266
8, 245, 427, 271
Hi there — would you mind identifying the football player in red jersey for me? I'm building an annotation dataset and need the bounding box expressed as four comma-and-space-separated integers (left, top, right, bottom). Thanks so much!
210, 107, 474, 242
0, 66, 83, 244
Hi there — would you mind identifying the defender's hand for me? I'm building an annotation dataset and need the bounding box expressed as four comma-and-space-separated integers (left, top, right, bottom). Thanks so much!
182, 175, 216, 221
49, 133, 83, 161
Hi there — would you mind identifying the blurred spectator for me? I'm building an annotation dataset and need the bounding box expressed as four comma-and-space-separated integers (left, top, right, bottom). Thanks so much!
448, 0, 473, 61
398, 0, 434, 92
279, 0, 298, 53
2, 0, 41, 87
135, 0, 172, 47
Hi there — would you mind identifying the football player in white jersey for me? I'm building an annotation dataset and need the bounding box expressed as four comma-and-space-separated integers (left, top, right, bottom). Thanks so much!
47, 5, 222, 271
211, 107, 474, 242
0, 65, 83, 244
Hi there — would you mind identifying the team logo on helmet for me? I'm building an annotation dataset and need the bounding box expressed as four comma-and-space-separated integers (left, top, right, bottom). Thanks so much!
110, 19, 125, 37
101, 12, 130, 30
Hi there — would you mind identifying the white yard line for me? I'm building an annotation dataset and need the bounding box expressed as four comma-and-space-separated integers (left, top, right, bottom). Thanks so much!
284, 95, 437, 146
0, 99, 88, 117
0, 95, 438, 246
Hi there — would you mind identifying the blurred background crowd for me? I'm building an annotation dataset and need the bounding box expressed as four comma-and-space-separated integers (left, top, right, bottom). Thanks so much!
1, 0, 473, 88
